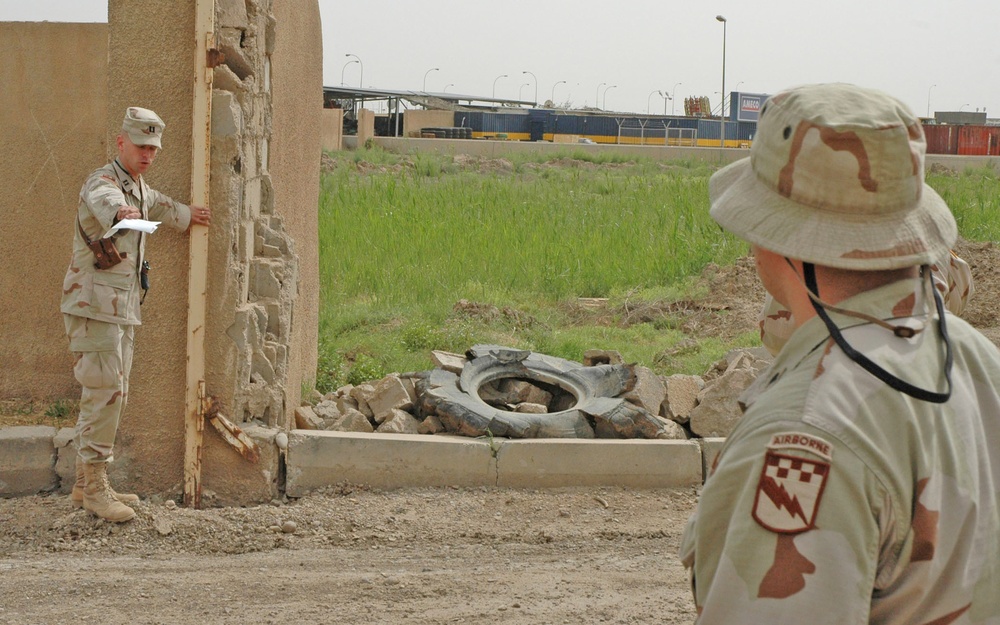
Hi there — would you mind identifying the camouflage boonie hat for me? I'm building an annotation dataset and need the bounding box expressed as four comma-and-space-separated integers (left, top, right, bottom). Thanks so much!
122, 107, 164, 148
709, 83, 956, 270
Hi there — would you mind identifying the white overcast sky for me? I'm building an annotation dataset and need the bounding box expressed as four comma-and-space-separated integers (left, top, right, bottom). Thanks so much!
4, 1, 998, 117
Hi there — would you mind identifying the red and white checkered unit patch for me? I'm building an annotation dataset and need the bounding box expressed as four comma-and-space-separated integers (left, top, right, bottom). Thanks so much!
752, 451, 830, 534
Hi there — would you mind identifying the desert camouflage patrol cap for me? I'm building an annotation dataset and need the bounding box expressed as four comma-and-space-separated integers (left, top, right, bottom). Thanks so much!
122, 107, 164, 148
709, 83, 956, 270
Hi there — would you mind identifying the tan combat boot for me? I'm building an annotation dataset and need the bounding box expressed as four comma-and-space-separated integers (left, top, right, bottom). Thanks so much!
82, 461, 136, 522
71, 456, 140, 508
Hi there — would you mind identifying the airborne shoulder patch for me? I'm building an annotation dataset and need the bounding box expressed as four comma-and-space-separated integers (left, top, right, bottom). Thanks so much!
752, 432, 832, 534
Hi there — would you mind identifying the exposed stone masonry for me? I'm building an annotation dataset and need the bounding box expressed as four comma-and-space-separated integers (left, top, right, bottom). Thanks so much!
213, 0, 296, 426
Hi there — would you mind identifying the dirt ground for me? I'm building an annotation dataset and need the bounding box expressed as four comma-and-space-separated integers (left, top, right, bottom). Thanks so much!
3, 239, 1000, 625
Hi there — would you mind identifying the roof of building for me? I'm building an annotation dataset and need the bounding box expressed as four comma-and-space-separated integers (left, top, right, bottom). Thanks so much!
323, 85, 535, 110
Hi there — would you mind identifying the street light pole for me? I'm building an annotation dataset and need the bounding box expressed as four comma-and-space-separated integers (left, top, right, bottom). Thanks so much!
340, 59, 358, 86
926, 84, 937, 117
647, 89, 660, 114
603, 85, 617, 110
671, 82, 682, 115
551, 80, 567, 105
345, 53, 363, 88
493, 74, 508, 98
596, 82, 606, 108
443, 83, 454, 93
519, 82, 530, 101
522, 70, 538, 104
715, 15, 727, 148
423, 67, 439, 91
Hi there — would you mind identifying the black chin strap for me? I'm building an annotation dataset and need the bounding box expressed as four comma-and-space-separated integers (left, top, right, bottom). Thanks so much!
803, 262, 953, 403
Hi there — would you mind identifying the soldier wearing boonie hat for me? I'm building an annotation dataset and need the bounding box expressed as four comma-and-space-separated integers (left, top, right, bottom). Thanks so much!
60, 106, 212, 523
679, 83, 1000, 621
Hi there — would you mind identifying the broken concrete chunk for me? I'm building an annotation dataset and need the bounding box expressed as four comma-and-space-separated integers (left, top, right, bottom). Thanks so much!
621, 366, 666, 416
688, 368, 756, 437
418, 414, 444, 435
312, 399, 341, 422
431, 350, 467, 374
369, 375, 414, 423
329, 408, 374, 434
514, 402, 547, 414
349, 383, 376, 418
661, 374, 704, 424
376, 409, 421, 434
293, 406, 324, 430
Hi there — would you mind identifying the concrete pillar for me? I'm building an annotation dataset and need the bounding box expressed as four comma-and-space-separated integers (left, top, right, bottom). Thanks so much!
356, 108, 376, 145
321, 108, 344, 151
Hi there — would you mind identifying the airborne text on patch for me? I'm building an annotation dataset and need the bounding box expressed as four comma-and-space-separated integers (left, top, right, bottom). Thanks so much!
769, 432, 832, 462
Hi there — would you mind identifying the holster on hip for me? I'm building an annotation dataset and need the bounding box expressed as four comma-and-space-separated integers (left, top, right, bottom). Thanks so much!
78, 220, 126, 270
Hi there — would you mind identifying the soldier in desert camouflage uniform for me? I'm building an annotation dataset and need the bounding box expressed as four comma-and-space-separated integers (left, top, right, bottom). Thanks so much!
679, 84, 1000, 623
60, 107, 212, 522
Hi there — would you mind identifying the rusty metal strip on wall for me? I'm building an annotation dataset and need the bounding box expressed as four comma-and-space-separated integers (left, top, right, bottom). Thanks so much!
183, 0, 215, 509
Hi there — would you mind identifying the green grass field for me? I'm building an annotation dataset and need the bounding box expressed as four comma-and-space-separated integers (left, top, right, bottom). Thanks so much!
313, 148, 999, 393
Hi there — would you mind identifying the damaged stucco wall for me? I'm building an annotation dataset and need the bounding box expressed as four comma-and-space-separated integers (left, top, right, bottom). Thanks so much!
1, 0, 321, 505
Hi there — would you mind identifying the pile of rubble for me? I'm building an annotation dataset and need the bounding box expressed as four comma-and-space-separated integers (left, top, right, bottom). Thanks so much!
295, 345, 772, 441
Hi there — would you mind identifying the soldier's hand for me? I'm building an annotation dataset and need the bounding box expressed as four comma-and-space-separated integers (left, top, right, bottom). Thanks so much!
116, 205, 141, 221
191, 205, 211, 226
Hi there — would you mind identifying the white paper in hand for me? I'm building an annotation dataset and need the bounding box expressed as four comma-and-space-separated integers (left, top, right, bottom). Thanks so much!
103, 219, 161, 238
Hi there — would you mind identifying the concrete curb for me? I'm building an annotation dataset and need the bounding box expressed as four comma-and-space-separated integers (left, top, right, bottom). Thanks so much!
1, 425, 724, 499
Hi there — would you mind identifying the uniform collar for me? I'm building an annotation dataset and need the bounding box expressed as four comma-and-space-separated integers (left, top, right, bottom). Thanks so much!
740, 277, 932, 408
112, 158, 143, 201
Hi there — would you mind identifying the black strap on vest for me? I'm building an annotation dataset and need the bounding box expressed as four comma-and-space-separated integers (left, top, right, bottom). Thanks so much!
803, 262, 953, 404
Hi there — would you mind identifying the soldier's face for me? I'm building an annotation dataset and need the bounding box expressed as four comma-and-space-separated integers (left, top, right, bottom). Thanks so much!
117, 134, 159, 177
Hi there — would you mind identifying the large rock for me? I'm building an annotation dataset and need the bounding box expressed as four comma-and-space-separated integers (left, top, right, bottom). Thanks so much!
368, 375, 414, 423
376, 409, 421, 434
330, 407, 374, 434
687, 368, 756, 437
294, 405, 325, 430
662, 374, 705, 424
622, 366, 666, 416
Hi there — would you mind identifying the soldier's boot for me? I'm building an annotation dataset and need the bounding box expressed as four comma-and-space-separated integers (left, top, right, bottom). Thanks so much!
71, 456, 139, 508
82, 461, 136, 523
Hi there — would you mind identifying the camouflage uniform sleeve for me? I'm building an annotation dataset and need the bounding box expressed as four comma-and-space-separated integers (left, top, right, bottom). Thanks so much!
682, 420, 884, 622
80, 169, 129, 232
145, 186, 192, 232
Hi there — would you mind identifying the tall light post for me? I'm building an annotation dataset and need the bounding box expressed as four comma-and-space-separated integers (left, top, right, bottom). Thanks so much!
926, 84, 937, 117
522, 70, 538, 104
443, 83, 454, 93
423, 67, 439, 91
551, 80, 566, 104
596, 82, 606, 108
345, 53, 363, 88
647, 90, 663, 115
519, 82, 530, 101
716, 15, 727, 148
492, 74, 508, 98
603, 85, 617, 110
960, 103, 970, 112
671, 82, 682, 115
340, 59, 358, 86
